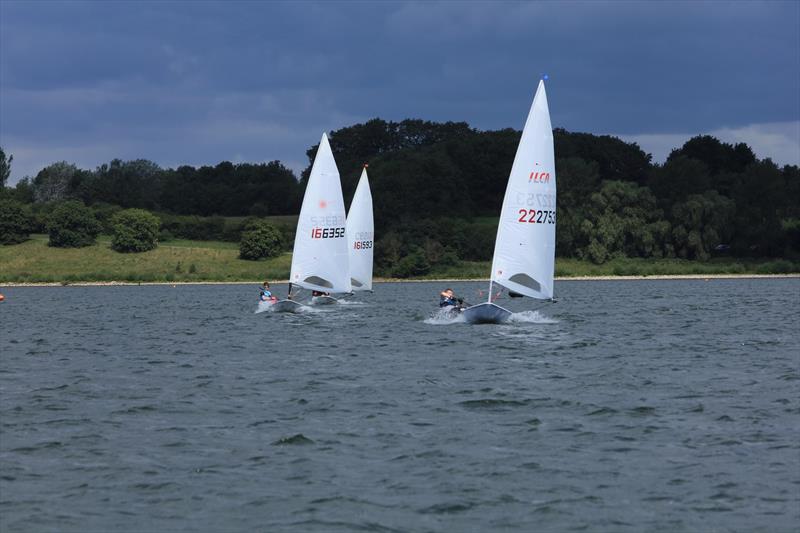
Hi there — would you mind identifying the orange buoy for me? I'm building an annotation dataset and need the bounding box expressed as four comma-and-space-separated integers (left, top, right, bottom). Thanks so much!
0, 294, 5, 302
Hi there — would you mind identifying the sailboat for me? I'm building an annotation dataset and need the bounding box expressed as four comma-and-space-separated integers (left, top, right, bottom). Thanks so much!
271, 133, 351, 312
346, 166, 374, 293
461, 79, 557, 324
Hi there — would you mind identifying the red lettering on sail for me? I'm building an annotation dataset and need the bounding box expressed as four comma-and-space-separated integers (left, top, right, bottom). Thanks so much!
528, 171, 550, 183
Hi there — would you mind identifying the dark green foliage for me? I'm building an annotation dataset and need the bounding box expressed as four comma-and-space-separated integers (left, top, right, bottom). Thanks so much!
307, 118, 475, 205
33, 162, 81, 203
78, 159, 163, 209
161, 160, 299, 216
239, 220, 283, 260
46, 201, 100, 248
574, 181, 670, 264
158, 214, 227, 241
92, 203, 124, 234
670, 191, 735, 260
373, 217, 494, 275
648, 156, 712, 203
369, 145, 474, 226
111, 209, 161, 253
667, 135, 756, 176
0, 146, 12, 188
0, 199, 32, 244
3, 177, 36, 204
391, 247, 431, 278
9, 116, 800, 266
554, 129, 652, 184
729, 159, 789, 256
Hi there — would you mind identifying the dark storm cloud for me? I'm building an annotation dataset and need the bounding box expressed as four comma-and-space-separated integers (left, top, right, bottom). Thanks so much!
1, 1, 798, 182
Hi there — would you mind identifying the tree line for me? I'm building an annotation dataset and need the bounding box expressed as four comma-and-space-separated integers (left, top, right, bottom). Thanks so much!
1, 120, 798, 272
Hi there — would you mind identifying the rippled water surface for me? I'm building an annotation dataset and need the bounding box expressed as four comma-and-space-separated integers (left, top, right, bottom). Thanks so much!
1, 280, 799, 532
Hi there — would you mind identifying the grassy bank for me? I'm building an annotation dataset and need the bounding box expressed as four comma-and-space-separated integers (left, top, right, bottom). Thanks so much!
426, 257, 799, 279
0, 235, 290, 283
1, 235, 798, 283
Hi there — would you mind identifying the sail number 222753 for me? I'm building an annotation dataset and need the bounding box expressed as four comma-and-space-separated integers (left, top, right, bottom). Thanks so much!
517, 209, 555, 224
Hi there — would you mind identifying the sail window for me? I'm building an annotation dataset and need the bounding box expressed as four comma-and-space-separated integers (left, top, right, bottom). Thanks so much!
508, 273, 541, 293
350, 278, 363, 288
304, 276, 333, 289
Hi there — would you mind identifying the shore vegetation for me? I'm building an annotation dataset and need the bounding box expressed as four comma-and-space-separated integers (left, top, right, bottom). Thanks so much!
1, 120, 798, 279
1, 234, 795, 284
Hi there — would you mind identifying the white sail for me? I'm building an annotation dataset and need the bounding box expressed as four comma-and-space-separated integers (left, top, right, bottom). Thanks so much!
290, 133, 351, 293
489, 79, 556, 299
346, 167, 374, 291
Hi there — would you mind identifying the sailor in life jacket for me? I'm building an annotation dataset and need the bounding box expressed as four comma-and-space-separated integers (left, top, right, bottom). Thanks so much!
439, 288, 461, 308
259, 281, 277, 303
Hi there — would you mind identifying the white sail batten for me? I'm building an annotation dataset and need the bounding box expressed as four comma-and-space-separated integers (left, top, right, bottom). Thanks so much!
290, 133, 351, 294
489, 80, 556, 299
346, 168, 374, 291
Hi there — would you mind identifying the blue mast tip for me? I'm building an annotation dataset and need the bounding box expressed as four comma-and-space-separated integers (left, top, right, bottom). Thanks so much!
543, 74, 549, 81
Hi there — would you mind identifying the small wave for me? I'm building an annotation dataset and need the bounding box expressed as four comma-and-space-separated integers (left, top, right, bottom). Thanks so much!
509, 310, 558, 323
459, 398, 530, 410
272, 433, 314, 446
424, 308, 465, 325
254, 301, 272, 314
255, 301, 316, 314
336, 299, 367, 306
420, 501, 476, 514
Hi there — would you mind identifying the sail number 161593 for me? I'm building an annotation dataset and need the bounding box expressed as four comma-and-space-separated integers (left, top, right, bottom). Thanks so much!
517, 209, 555, 224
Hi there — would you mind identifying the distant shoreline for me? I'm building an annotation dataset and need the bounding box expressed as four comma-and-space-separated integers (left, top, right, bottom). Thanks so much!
2, 273, 797, 287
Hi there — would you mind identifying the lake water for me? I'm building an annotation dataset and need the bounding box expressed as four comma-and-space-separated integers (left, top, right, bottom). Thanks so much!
1, 279, 798, 532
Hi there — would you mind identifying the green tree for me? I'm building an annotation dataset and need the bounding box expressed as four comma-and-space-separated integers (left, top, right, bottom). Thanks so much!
648, 156, 711, 203
667, 135, 756, 176
670, 191, 735, 260
554, 129, 652, 184
576, 181, 669, 263
6, 177, 35, 204
0, 199, 32, 244
391, 247, 431, 278
111, 209, 160, 253
79, 159, 163, 209
730, 159, 789, 256
33, 162, 80, 203
0, 146, 12, 188
46, 200, 100, 248
239, 220, 283, 260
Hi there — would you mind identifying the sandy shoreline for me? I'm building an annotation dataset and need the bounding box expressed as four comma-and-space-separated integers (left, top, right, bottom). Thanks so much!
1, 274, 797, 287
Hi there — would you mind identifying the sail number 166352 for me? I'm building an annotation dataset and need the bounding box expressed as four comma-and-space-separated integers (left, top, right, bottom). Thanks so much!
517, 209, 555, 224
311, 227, 345, 238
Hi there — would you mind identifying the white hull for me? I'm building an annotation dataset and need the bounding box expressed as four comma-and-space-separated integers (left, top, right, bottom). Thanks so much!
462, 303, 513, 324
311, 295, 338, 305
270, 300, 305, 313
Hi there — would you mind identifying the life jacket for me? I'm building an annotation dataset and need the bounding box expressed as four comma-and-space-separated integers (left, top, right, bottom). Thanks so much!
439, 296, 457, 307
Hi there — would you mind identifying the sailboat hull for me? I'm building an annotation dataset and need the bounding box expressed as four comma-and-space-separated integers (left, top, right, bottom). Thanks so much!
462, 303, 513, 324
311, 295, 338, 305
270, 300, 305, 313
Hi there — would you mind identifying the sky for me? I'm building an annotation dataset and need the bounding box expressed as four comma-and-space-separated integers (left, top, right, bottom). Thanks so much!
1, 0, 798, 183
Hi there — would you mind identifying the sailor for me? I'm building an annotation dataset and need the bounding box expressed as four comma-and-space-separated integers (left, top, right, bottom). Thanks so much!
311, 290, 330, 298
259, 281, 276, 302
439, 288, 461, 308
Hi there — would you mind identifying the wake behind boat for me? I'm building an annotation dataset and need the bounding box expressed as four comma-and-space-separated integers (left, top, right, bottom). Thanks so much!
461, 78, 557, 325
